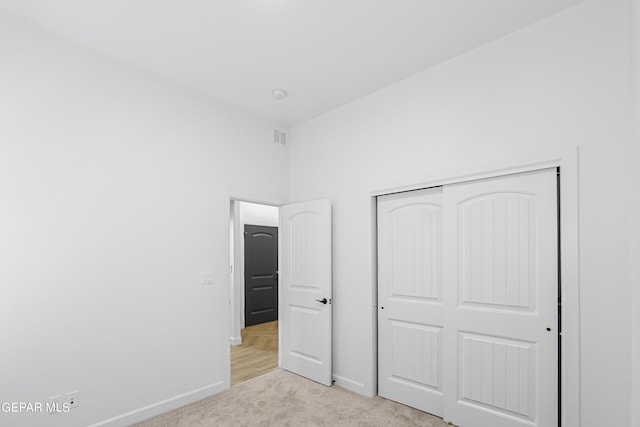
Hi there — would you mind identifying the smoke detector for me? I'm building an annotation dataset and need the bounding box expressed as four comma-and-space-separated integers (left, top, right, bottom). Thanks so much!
271, 89, 288, 100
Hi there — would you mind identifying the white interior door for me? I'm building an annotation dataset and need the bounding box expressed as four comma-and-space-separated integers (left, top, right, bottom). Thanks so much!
280, 199, 332, 386
377, 188, 444, 416
442, 168, 558, 427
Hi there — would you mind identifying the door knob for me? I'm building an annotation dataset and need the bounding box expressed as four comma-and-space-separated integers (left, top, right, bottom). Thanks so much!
315, 298, 328, 304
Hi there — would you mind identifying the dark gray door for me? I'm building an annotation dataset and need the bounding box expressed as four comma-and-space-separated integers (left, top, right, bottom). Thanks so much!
244, 225, 278, 327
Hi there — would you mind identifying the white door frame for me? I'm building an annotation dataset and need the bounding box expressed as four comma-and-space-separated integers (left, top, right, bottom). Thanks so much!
370, 147, 580, 427
222, 191, 286, 386
230, 200, 280, 342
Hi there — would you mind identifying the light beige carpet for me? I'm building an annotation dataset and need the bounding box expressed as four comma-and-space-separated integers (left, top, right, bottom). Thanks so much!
133, 369, 451, 426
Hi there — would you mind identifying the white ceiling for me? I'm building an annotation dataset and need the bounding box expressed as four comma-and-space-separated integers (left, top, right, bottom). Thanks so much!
0, 0, 583, 127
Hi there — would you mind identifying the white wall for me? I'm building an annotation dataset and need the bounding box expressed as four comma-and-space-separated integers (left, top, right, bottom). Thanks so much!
239, 202, 279, 228
630, 0, 640, 425
0, 15, 288, 427
230, 202, 279, 343
289, 0, 634, 425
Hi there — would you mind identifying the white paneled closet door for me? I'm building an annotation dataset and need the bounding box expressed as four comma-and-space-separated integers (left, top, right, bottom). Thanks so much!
378, 187, 444, 416
442, 168, 558, 427
378, 168, 558, 427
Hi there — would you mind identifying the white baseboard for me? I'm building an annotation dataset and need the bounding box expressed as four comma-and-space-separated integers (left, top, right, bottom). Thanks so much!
332, 374, 372, 397
230, 336, 242, 345
88, 381, 227, 427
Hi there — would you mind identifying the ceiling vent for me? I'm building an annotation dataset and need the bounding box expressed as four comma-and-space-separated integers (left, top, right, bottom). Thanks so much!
273, 129, 287, 146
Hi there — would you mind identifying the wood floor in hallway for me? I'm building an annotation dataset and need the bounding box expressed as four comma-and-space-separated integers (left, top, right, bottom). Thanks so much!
230, 320, 278, 385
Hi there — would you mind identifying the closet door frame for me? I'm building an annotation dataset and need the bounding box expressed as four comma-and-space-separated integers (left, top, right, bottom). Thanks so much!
370, 147, 580, 427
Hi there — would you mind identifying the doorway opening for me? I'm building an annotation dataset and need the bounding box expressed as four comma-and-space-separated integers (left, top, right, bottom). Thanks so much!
229, 200, 280, 386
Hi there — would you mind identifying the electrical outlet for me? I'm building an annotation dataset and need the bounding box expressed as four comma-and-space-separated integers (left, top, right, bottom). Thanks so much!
66, 391, 79, 408
47, 395, 64, 414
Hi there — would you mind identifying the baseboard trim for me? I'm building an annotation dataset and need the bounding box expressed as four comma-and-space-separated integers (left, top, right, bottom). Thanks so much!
89, 381, 227, 427
230, 336, 242, 345
332, 374, 372, 397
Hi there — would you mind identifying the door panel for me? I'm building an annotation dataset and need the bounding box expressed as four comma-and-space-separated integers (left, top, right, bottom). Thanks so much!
460, 194, 536, 309
458, 332, 535, 418
378, 188, 444, 416
244, 225, 278, 327
443, 168, 557, 427
280, 199, 332, 386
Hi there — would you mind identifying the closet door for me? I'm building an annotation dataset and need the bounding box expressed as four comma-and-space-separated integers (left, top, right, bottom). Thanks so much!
442, 168, 558, 427
378, 187, 444, 416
